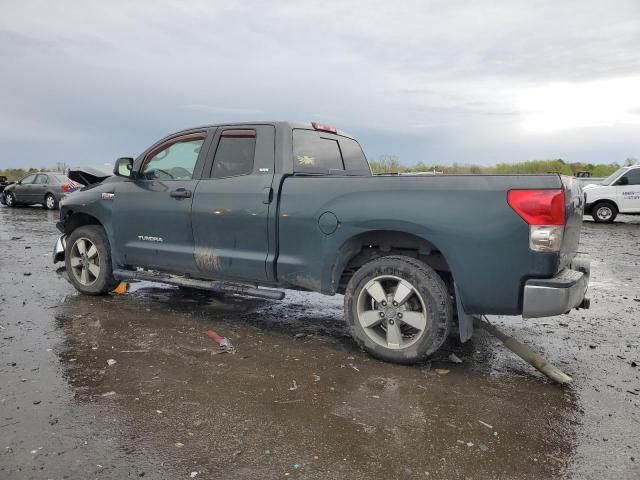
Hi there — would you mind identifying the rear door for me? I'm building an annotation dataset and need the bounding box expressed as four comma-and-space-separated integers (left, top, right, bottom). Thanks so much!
618, 169, 640, 213
33, 174, 49, 204
112, 131, 211, 272
191, 125, 275, 282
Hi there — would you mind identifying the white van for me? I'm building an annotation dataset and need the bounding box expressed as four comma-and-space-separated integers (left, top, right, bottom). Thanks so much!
583, 165, 640, 222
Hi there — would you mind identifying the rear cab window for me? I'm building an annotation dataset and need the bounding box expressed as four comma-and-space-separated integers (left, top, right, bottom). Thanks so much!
293, 129, 370, 176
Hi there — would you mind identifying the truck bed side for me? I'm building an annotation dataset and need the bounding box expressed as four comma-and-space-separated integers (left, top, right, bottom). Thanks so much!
276, 174, 566, 315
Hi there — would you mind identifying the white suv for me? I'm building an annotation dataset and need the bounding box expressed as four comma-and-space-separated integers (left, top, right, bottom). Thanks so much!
583, 165, 640, 223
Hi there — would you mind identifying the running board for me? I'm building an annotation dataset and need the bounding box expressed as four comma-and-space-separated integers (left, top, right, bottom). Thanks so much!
113, 269, 285, 301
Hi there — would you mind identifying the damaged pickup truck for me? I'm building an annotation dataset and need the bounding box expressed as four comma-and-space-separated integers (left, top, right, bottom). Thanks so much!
53, 121, 590, 364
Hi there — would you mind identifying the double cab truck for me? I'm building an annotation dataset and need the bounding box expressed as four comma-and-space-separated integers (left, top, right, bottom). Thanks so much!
583, 164, 640, 223
53, 121, 590, 364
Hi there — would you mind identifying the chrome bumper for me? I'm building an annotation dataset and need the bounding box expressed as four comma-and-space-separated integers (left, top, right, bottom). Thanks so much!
53, 235, 66, 264
522, 264, 590, 318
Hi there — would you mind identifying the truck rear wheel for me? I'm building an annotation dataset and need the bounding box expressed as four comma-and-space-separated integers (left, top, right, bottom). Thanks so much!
344, 255, 452, 364
592, 201, 617, 223
65, 225, 118, 295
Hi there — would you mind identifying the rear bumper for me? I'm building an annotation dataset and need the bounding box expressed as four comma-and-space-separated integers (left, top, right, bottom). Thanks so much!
522, 262, 590, 318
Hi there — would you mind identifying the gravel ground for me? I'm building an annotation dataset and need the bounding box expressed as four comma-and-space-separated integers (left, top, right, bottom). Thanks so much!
0, 206, 638, 479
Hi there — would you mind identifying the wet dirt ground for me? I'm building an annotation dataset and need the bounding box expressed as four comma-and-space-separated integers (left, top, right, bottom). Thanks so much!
0, 206, 638, 479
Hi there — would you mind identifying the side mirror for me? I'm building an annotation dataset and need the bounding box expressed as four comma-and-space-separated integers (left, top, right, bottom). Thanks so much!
114, 157, 134, 177
616, 176, 628, 186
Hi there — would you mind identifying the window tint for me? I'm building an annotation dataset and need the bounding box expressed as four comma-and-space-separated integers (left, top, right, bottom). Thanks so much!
622, 169, 640, 185
293, 130, 342, 173
21, 174, 37, 184
142, 137, 204, 180
339, 138, 370, 174
211, 134, 256, 178
35, 174, 49, 184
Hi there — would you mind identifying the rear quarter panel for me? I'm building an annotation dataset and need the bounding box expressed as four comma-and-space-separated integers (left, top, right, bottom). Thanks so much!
277, 174, 564, 315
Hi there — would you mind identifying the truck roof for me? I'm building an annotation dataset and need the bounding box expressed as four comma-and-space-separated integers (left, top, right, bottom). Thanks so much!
168, 121, 355, 139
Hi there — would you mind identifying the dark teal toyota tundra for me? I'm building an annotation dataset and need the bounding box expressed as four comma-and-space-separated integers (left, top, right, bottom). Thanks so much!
53, 121, 590, 363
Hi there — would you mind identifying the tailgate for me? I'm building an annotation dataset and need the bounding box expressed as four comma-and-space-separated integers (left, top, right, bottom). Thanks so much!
559, 176, 584, 269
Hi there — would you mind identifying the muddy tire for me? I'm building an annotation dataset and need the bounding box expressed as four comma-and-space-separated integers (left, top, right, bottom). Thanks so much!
44, 194, 58, 210
5, 192, 16, 207
344, 255, 452, 364
65, 225, 118, 295
592, 201, 617, 223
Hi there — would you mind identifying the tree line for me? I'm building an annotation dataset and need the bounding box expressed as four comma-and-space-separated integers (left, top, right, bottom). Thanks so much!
0, 163, 70, 181
368, 155, 637, 177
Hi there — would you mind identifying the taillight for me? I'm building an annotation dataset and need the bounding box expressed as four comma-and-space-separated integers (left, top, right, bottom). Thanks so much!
62, 184, 73, 192
312, 122, 337, 134
508, 189, 565, 252
507, 189, 565, 225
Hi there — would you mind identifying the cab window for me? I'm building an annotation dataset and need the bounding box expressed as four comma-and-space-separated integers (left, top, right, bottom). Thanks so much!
211, 130, 256, 178
21, 174, 37, 184
141, 135, 205, 180
621, 169, 640, 185
293, 130, 342, 173
293, 129, 371, 175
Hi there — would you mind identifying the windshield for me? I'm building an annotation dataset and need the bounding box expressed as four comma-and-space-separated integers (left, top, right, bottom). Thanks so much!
601, 167, 628, 186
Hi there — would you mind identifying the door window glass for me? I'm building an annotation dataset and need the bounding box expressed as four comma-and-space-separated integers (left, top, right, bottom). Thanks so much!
35, 174, 49, 184
621, 169, 640, 185
142, 137, 204, 180
21, 174, 37, 184
211, 131, 256, 178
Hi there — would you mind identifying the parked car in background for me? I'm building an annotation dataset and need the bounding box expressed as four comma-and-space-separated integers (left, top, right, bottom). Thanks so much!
583, 164, 640, 222
3, 172, 80, 210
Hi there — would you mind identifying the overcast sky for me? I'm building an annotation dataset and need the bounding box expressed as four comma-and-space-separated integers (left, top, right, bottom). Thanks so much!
1, 0, 639, 169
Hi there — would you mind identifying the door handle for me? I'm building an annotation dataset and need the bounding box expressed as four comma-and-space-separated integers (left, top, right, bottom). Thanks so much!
263, 187, 273, 204
170, 188, 192, 199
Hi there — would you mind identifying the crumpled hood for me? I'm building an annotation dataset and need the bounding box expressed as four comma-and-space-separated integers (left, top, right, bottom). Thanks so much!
68, 167, 111, 186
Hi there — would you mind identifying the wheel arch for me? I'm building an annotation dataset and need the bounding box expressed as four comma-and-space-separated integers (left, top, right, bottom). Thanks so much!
62, 211, 104, 235
592, 198, 619, 210
327, 230, 454, 296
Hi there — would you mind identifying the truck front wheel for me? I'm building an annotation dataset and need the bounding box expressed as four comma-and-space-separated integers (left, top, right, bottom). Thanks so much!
592, 201, 617, 223
65, 225, 118, 295
344, 255, 452, 364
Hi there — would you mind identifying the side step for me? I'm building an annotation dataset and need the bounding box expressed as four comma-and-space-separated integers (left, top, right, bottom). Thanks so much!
113, 269, 285, 301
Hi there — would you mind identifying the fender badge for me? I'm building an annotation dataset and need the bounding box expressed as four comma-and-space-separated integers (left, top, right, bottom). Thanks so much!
101, 193, 115, 200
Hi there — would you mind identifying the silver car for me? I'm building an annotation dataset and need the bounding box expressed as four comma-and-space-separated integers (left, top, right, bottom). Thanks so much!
3, 172, 79, 210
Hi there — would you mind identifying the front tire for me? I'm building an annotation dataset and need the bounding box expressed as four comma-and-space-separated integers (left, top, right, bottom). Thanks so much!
5, 192, 16, 207
65, 225, 118, 295
44, 194, 58, 210
592, 201, 617, 223
344, 255, 452, 364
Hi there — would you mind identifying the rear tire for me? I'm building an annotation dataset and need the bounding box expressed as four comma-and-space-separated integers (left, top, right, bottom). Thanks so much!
592, 201, 617, 223
344, 255, 452, 364
65, 225, 118, 295
5, 192, 16, 207
44, 194, 58, 210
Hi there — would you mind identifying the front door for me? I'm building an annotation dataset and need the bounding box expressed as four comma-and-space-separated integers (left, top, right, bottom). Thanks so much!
191, 125, 275, 282
112, 131, 210, 273
618, 169, 640, 213
14, 174, 37, 202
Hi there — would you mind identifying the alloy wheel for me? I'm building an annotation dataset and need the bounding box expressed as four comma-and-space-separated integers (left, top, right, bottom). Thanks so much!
69, 237, 101, 286
356, 275, 428, 350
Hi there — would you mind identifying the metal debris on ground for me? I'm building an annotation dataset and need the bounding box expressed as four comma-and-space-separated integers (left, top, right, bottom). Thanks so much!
204, 329, 235, 354
106, 359, 117, 366
448, 353, 463, 364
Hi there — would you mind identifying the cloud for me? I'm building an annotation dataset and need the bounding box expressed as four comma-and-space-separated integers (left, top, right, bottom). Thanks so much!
0, 0, 639, 167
